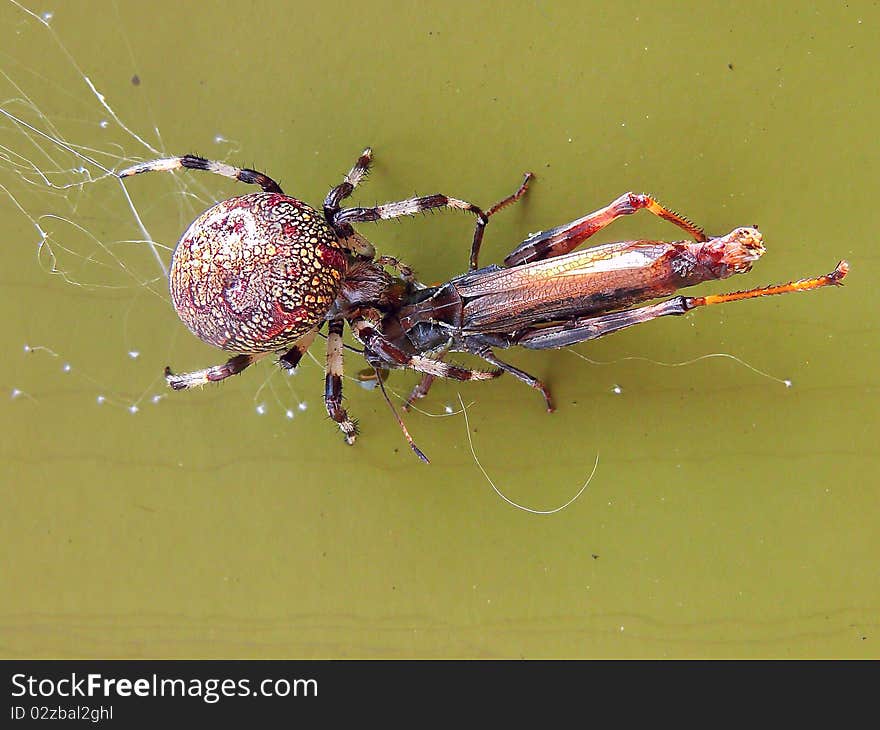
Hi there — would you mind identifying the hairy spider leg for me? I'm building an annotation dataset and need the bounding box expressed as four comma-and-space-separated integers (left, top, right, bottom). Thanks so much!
325, 320, 359, 444
401, 345, 452, 412
323, 148, 378, 256
164, 352, 268, 390
323, 147, 373, 215
323, 150, 533, 269
515, 261, 849, 351
333, 192, 491, 288
118, 155, 284, 193
504, 192, 708, 267
348, 314, 501, 460
278, 326, 319, 371
404, 345, 555, 413
348, 316, 502, 383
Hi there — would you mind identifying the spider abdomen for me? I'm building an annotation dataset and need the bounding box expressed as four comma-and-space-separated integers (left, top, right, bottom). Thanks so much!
169, 192, 347, 353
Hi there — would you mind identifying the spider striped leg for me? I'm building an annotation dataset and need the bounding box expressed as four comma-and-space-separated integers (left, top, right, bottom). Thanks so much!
332, 172, 534, 270
401, 345, 450, 411
323, 148, 379, 249
332, 187, 491, 265
164, 352, 267, 390
504, 192, 708, 267
325, 320, 358, 444
118, 155, 284, 193
334, 192, 488, 229
516, 261, 850, 350
278, 326, 319, 371
324, 147, 373, 215
335, 192, 491, 281
349, 316, 502, 383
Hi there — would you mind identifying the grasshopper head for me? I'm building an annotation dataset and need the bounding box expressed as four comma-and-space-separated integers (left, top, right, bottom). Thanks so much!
702, 226, 766, 278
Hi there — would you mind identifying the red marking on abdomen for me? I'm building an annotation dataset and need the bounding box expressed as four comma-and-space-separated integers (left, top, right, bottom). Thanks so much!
259, 302, 309, 342
318, 243, 346, 273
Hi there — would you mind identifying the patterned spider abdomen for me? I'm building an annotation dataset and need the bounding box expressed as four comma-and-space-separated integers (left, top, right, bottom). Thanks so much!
169, 192, 347, 353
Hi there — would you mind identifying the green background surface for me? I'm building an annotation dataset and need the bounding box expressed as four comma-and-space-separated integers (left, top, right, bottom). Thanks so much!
0, 1, 876, 658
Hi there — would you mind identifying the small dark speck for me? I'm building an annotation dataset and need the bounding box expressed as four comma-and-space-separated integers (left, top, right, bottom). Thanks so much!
592, 554, 599, 559
131, 74, 141, 86
727, 63, 734, 70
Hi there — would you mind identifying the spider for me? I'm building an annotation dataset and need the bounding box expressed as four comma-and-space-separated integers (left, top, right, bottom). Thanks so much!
119, 149, 531, 457
120, 149, 847, 462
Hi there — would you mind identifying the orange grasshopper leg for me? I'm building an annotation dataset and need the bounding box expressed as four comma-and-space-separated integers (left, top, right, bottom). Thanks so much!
504, 192, 709, 267
690, 260, 849, 308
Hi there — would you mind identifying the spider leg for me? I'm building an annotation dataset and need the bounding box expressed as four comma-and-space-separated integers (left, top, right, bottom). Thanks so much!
118, 155, 283, 193
334, 191, 492, 274
323, 147, 372, 216
333, 174, 535, 271
164, 352, 266, 390
401, 344, 451, 410
278, 326, 319, 371
504, 192, 708, 267
350, 317, 501, 382
321, 148, 379, 253
325, 320, 358, 444
515, 261, 850, 350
